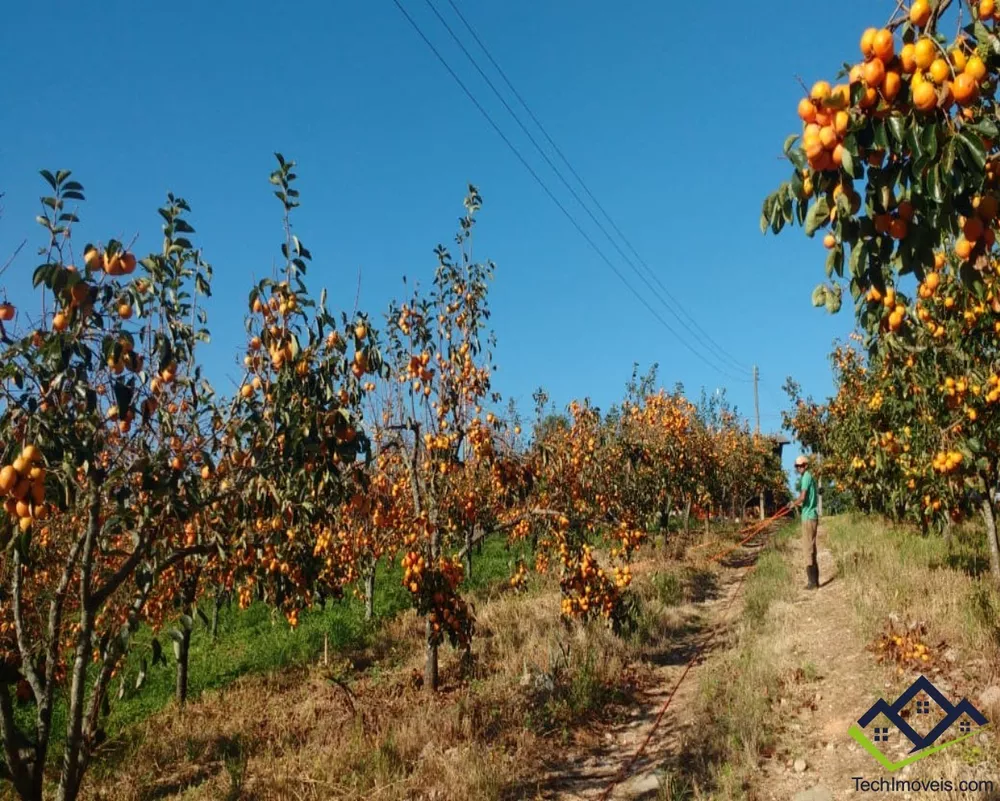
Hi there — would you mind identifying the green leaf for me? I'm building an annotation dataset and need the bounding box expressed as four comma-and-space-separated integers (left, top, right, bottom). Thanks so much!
840, 146, 855, 177
805, 198, 831, 237
887, 115, 907, 147
32, 263, 54, 289
967, 118, 999, 139
783, 135, 806, 171
824, 284, 842, 314
782, 193, 793, 224
920, 124, 938, 160
927, 165, 945, 204
957, 129, 987, 170
850, 240, 868, 278
943, 138, 957, 174
811, 284, 828, 307
874, 119, 889, 151
974, 20, 1000, 55
39, 170, 57, 191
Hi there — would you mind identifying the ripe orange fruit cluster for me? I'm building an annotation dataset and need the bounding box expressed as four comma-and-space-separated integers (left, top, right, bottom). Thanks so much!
0, 303, 14, 322
953, 197, 999, 263
917, 269, 942, 299
508, 560, 528, 591
922, 494, 944, 512
931, 449, 963, 473
104, 337, 143, 379
401, 550, 426, 594
865, 287, 908, 331
939, 376, 968, 398
0, 445, 47, 532
559, 544, 621, 620
403, 352, 434, 396
83, 245, 137, 277
797, 85, 848, 172
797, 21, 996, 189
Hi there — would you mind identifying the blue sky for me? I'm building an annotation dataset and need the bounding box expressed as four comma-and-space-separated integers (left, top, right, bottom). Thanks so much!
0, 1, 867, 476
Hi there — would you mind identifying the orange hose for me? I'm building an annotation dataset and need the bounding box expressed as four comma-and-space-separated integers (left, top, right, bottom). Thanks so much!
706, 506, 792, 562
689, 505, 792, 556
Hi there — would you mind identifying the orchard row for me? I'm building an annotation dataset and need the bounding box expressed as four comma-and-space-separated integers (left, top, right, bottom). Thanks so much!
0, 161, 785, 801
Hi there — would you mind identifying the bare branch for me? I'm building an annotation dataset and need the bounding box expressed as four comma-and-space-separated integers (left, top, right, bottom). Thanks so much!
0, 239, 26, 282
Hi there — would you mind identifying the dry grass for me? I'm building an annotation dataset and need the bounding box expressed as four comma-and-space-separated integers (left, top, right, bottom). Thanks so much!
82, 542, 713, 801
827, 513, 1000, 669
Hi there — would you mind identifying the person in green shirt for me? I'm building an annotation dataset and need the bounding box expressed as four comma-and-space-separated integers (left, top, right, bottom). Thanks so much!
791, 454, 820, 590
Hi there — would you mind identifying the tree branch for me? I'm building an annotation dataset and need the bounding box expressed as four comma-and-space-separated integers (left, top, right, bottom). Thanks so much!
11, 551, 43, 704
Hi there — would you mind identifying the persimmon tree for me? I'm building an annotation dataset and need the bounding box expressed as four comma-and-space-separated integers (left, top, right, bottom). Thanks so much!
377, 185, 497, 690
226, 154, 376, 627
617, 365, 698, 541
0, 172, 226, 801
763, 0, 1000, 578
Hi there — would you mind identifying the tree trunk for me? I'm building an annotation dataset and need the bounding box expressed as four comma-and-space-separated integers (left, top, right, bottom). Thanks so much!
364, 568, 376, 622
58, 607, 94, 801
175, 624, 192, 708
57, 483, 101, 801
662, 495, 673, 548
464, 526, 474, 582
0, 685, 38, 800
817, 490, 824, 517
425, 616, 439, 692
175, 571, 199, 708
704, 504, 710, 536
426, 526, 440, 692
683, 497, 692, 534
759, 490, 765, 521
211, 592, 223, 642
981, 496, 1000, 582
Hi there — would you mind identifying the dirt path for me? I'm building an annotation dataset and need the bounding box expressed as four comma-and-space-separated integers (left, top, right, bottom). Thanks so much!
541, 522, 938, 801
541, 537, 767, 801
757, 531, 879, 801
758, 529, 995, 801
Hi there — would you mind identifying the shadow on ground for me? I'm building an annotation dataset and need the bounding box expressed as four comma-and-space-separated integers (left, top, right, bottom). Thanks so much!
509, 539, 770, 801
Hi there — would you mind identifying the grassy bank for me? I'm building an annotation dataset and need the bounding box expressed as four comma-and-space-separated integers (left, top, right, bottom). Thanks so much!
825, 513, 1000, 661
84, 538, 716, 801
17, 534, 527, 765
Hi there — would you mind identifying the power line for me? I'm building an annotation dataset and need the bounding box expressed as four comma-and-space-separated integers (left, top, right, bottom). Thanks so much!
440, 0, 748, 376
421, 0, 747, 380
388, 0, 749, 383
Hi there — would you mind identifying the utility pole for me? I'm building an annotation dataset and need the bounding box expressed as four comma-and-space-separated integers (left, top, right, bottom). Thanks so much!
754, 365, 765, 520
753, 364, 760, 435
